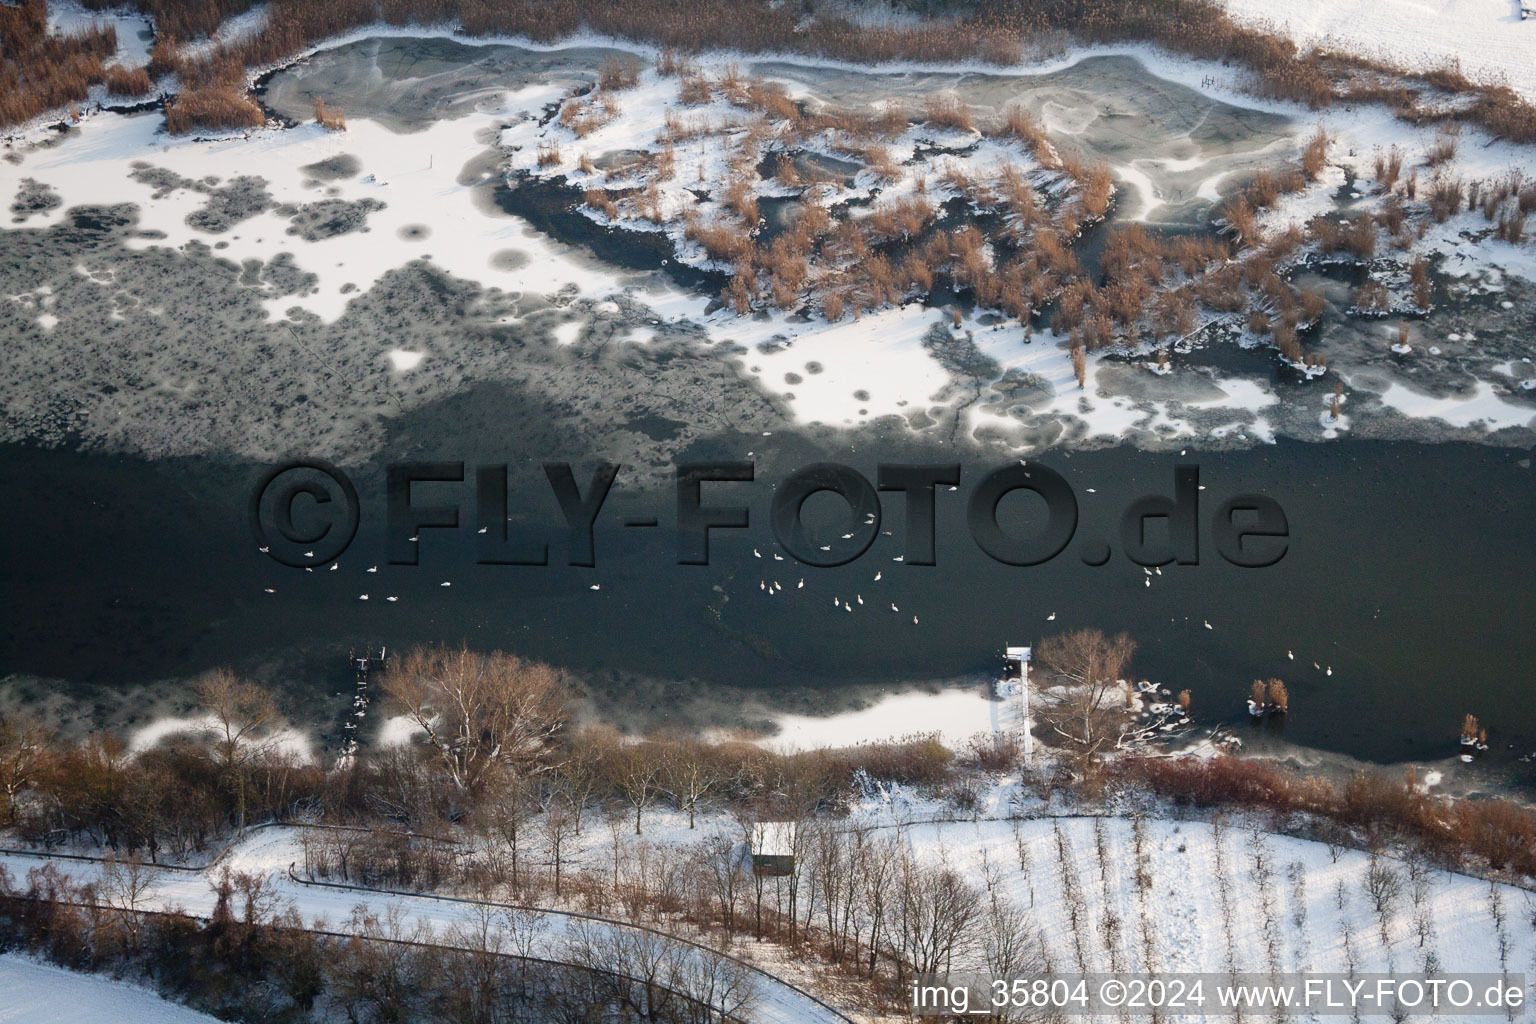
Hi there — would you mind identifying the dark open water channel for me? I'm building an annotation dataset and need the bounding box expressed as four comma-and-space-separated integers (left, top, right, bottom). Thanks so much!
3, 422, 1534, 770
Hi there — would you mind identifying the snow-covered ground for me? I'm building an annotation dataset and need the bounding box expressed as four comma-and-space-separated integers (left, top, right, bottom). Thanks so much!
3, 97, 653, 325
0, 827, 847, 1024
3, 806, 1532, 1023
3, 34, 1534, 462
910, 813, 1536, 997
1219, 0, 1536, 99
0, 954, 220, 1024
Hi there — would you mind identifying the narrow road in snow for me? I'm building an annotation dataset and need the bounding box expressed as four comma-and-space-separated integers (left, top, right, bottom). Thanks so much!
0, 827, 851, 1024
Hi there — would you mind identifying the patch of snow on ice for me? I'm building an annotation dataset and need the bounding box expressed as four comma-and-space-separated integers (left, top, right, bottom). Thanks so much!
1375, 380, 1535, 431
127, 714, 316, 763
375, 714, 427, 748
762, 689, 1005, 752
385, 349, 424, 371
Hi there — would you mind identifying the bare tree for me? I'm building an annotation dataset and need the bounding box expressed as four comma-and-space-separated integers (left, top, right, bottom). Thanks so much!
0, 712, 50, 825
676, 944, 757, 1023
601, 799, 630, 890
556, 730, 603, 834
1365, 855, 1405, 946
889, 851, 983, 985
96, 852, 160, 951
540, 796, 578, 899
567, 917, 684, 1022
441, 894, 512, 1020
330, 904, 434, 1024
484, 770, 536, 890
382, 646, 568, 794
232, 868, 284, 926
1034, 629, 1137, 754
982, 886, 1048, 1023
193, 669, 277, 834
502, 904, 549, 999
860, 830, 901, 979
698, 830, 744, 944
611, 741, 663, 836
662, 739, 723, 829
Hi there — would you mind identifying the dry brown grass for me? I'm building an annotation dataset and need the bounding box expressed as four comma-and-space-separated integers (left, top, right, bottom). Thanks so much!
769, 152, 800, 189
583, 187, 618, 219
164, 86, 264, 134
865, 196, 934, 240
561, 92, 622, 138
1424, 126, 1460, 166
861, 144, 899, 181
1117, 754, 1536, 878
1372, 145, 1404, 191
653, 46, 683, 77
0, 4, 115, 127
1220, 194, 1260, 247
1496, 208, 1527, 243
1192, 263, 1245, 313
1345, 213, 1377, 259
352, 3, 1509, 338
1351, 279, 1391, 312
723, 175, 759, 224
1299, 287, 1325, 323
922, 92, 974, 132
741, 79, 798, 122
1428, 174, 1464, 222
655, 141, 675, 181
685, 214, 755, 264
677, 71, 713, 106
1409, 258, 1432, 308
313, 96, 346, 131
1078, 161, 1114, 219
104, 64, 154, 98
598, 54, 641, 91
1247, 169, 1282, 208
999, 102, 1053, 165
1273, 321, 1302, 362
1301, 127, 1329, 181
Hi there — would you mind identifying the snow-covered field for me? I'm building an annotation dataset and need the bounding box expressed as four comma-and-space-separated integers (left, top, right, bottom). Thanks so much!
914, 814, 1535, 988
3, 805, 1532, 1023
1219, 0, 1536, 99
0, 954, 220, 1024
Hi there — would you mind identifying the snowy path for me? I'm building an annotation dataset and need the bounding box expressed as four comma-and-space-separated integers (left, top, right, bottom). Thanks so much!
0, 828, 851, 1024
